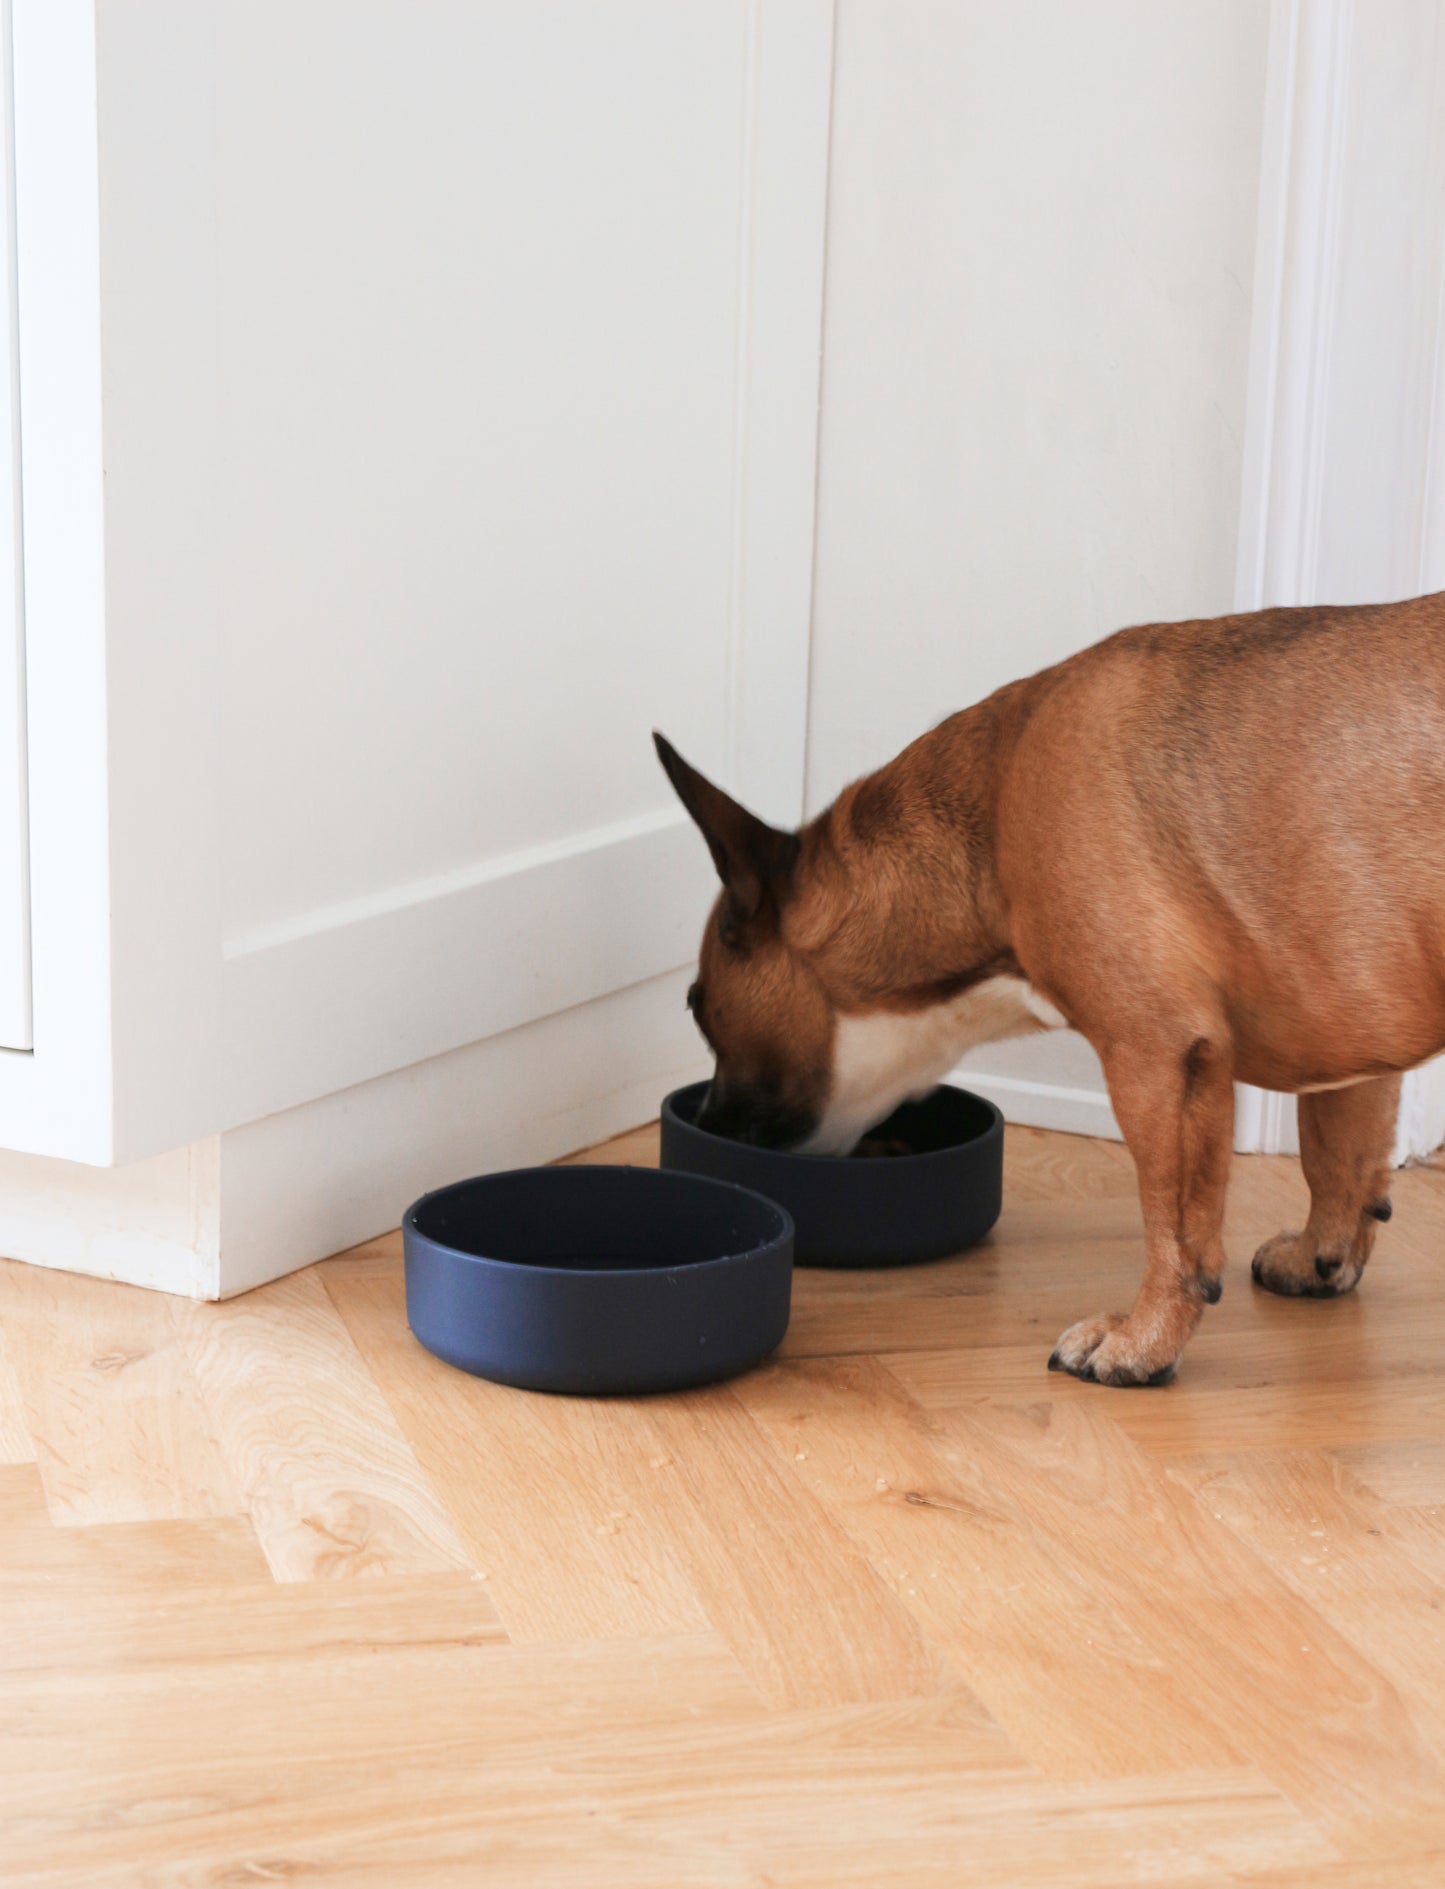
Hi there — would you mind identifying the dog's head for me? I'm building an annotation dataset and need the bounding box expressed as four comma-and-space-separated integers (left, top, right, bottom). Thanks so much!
656, 728, 1040, 1154
654, 734, 834, 1149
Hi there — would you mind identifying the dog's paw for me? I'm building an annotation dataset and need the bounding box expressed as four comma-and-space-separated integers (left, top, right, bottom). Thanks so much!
1251, 1230, 1362, 1299
1048, 1314, 1177, 1388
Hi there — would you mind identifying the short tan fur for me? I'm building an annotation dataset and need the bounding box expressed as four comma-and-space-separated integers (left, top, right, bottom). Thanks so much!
656, 594, 1445, 1385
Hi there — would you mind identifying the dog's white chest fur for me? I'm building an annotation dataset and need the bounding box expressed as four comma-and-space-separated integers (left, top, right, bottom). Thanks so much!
805, 975, 1066, 1154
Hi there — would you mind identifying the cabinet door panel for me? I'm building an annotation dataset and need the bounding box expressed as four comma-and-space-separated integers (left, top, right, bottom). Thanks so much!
87, 0, 832, 1160
0, 1, 30, 1053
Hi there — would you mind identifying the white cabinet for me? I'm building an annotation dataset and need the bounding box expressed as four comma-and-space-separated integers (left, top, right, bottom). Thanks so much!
0, 0, 832, 1292
0, 1, 28, 1052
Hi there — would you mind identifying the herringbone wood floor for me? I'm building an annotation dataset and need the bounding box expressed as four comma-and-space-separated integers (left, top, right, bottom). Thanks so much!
4, 1123, 1445, 1886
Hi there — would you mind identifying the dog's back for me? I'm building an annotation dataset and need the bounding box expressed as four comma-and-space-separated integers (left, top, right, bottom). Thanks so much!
995, 591, 1445, 1087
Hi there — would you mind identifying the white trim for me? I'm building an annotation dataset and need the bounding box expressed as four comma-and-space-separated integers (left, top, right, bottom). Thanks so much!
1234, 0, 1354, 618
218, 812, 715, 1135
223, 806, 685, 960
1404, 4, 1445, 595
959, 1070, 1122, 1144
722, 0, 762, 807
0, 1138, 219, 1297
1231, 0, 1445, 1160
1232, 0, 1350, 1156
216, 967, 706, 1299
1396, 8, 1445, 1165
1233, 1084, 1299, 1158
1396, 1057, 1445, 1166
0, 0, 30, 1050
0, 0, 113, 1160
725, 0, 834, 830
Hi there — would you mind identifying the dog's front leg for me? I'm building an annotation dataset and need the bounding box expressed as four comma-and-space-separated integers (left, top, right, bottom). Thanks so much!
1050, 1033, 1233, 1387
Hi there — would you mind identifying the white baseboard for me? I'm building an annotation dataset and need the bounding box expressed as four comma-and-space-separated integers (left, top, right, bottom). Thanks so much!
955, 1030, 1122, 1142
215, 966, 707, 1297
1233, 1084, 1301, 1157
957, 1068, 1122, 1142
1395, 1054, 1445, 1165
0, 967, 708, 1299
0, 1136, 221, 1296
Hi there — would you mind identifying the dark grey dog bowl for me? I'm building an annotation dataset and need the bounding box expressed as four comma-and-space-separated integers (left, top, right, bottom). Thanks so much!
403, 1165, 793, 1395
659, 1082, 1003, 1268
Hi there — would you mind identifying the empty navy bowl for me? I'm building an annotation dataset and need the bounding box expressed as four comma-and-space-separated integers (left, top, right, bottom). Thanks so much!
659, 1082, 1003, 1268
403, 1165, 793, 1395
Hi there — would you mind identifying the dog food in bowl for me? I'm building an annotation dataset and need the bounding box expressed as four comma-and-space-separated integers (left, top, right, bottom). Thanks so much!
659, 1082, 1003, 1268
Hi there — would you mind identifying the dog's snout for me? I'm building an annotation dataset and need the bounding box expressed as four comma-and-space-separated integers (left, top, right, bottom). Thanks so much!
696, 1077, 817, 1152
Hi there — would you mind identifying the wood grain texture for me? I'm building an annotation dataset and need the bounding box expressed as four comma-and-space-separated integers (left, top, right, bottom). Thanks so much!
0, 1315, 32, 1463
3, 1118, 1445, 1883
737, 1354, 1241, 1779
0, 1261, 238, 1521
323, 1260, 710, 1641
635, 1386, 952, 1709
182, 1267, 469, 1581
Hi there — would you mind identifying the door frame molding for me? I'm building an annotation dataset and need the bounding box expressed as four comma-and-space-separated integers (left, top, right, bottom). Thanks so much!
1232, 0, 1445, 1160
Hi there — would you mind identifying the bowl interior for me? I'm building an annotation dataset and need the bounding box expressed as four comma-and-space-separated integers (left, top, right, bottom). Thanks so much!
407, 1166, 789, 1272
668, 1081, 996, 1160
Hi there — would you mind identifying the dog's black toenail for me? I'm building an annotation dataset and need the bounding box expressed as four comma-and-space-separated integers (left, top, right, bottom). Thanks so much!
1047, 1350, 1064, 1372
1366, 1198, 1392, 1222
1199, 1275, 1222, 1304
1315, 1254, 1341, 1280
1251, 1256, 1263, 1283
1144, 1362, 1177, 1387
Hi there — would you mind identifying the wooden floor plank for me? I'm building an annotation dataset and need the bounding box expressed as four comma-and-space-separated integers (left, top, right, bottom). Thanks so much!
775, 1187, 1401, 1365
0, 1632, 762, 1879
0, 1260, 241, 1523
635, 1386, 955, 1710
0, 1567, 505, 1678
737, 1354, 1244, 1779
1226, 1859, 1445, 1889
183, 1268, 469, 1581
910, 1386, 1445, 1845
1, 1461, 272, 1609
0, 1314, 34, 1464
331, 1257, 949, 1705
999, 1122, 1139, 1201
323, 1260, 711, 1641
5, 1733, 1329, 1889
1329, 1437, 1445, 1506
891, 1322, 1445, 1451
1160, 1449, 1445, 1762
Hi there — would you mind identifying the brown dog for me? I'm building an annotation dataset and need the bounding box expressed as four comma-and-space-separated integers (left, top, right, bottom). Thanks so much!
655, 593, 1445, 1386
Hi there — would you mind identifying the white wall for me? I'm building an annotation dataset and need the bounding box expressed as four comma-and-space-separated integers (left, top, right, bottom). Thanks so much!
805, 0, 1271, 1130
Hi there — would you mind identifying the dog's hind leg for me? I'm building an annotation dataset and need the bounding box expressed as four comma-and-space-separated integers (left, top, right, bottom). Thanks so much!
1251, 1074, 1400, 1298
1050, 1031, 1234, 1387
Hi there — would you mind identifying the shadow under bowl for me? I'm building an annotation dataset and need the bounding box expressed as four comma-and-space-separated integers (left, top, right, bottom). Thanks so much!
403, 1164, 794, 1395
659, 1081, 1002, 1268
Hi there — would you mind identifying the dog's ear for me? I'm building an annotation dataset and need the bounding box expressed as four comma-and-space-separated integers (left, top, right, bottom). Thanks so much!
653, 732, 798, 924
